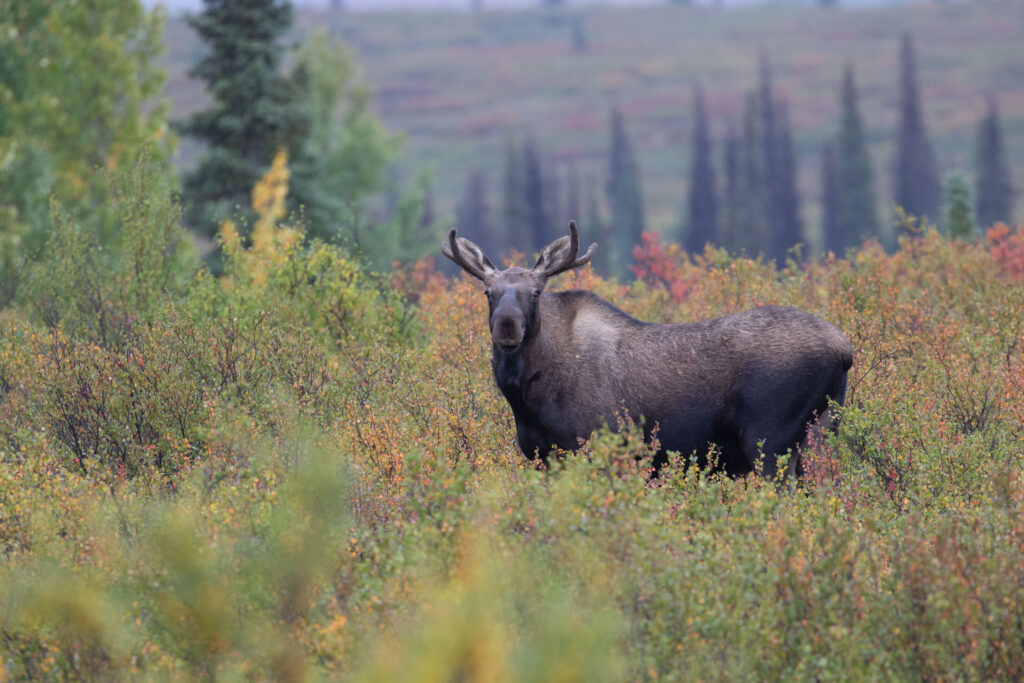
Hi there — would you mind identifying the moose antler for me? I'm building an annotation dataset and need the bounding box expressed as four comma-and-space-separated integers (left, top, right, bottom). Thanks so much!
441, 228, 496, 281
534, 220, 598, 279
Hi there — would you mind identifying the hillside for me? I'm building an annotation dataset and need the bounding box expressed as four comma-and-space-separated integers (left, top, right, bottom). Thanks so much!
162, 2, 1024, 250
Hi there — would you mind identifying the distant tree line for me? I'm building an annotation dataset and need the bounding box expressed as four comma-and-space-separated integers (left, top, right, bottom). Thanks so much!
456, 32, 1015, 277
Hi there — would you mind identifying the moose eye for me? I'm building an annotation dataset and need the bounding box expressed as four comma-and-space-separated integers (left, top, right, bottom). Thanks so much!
532, 290, 541, 298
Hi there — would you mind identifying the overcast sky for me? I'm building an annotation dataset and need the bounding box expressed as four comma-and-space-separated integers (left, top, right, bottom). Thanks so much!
144, 0, 906, 13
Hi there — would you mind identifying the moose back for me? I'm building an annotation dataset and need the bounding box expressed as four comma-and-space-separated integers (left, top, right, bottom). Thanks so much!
442, 222, 853, 478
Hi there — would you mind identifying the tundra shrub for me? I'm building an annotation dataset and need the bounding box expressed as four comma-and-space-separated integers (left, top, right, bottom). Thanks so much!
4, 201, 1024, 678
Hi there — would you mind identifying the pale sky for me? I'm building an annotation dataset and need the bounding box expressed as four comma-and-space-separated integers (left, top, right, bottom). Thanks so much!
145, 0, 905, 13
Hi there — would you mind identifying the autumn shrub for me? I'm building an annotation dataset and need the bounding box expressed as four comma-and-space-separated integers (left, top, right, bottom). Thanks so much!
987, 221, 1024, 280
4, 159, 1024, 680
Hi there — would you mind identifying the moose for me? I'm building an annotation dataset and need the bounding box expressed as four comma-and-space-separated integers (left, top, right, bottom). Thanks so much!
442, 221, 853, 479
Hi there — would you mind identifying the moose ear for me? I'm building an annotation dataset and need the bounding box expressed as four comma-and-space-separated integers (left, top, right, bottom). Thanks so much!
441, 229, 497, 281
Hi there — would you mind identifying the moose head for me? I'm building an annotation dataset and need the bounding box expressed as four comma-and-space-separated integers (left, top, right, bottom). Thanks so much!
442, 220, 597, 352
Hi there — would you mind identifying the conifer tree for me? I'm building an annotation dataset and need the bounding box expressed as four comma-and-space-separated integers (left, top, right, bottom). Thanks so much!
502, 133, 529, 249
943, 171, 976, 240
821, 143, 843, 255
771, 100, 803, 263
759, 56, 782, 259
522, 136, 550, 254
585, 184, 612, 277
895, 33, 939, 226
456, 169, 492, 253
180, 0, 311, 246
720, 127, 742, 253
836, 64, 880, 248
419, 177, 435, 232
738, 93, 770, 256
565, 162, 581, 225
685, 86, 718, 253
974, 96, 1014, 228
571, 16, 588, 54
543, 160, 562, 246
606, 106, 646, 278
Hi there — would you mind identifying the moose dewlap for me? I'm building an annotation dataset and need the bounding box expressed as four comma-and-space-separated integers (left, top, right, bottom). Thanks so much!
442, 221, 853, 478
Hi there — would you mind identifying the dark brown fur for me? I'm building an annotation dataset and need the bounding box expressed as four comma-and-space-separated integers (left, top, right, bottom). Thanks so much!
443, 222, 853, 478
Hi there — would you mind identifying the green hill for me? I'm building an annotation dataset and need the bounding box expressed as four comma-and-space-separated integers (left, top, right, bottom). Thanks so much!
162, 2, 1024, 251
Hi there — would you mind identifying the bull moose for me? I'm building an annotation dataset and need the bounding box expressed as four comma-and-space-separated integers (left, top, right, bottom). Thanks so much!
442, 221, 853, 478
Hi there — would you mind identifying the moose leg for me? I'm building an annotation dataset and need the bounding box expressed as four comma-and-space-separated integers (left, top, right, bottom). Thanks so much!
739, 419, 807, 481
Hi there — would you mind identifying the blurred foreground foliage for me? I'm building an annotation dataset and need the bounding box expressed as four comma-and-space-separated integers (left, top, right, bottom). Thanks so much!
3, 154, 1024, 679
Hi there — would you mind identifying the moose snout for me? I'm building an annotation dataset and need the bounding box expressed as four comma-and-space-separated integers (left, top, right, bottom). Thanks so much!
491, 307, 525, 349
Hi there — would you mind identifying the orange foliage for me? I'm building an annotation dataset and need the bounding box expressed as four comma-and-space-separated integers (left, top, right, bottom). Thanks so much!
986, 222, 1024, 280
630, 232, 697, 302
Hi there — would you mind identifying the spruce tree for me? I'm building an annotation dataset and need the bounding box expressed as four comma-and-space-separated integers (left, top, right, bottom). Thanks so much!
720, 127, 742, 253
738, 93, 770, 256
685, 86, 718, 253
772, 100, 803, 263
895, 33, 940, 227
585, 184, 612, 277
836, 64, 880, 248
606, 106, 646, 278
974, 96, 1014, 228
821, 143, 843, 255
522, 136, 550, 253
180, 0, 311, 245
943, 171, 976, 240
759, 56, 783, 260
419, 177, 435, 232
565, 162, 581, 225
456, 169, 492, 253
501, 133, 529, 250
542, 158, 562, 245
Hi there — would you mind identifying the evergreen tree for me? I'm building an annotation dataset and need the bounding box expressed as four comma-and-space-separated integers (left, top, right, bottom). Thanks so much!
522, 136, 550, 253
502, 133, 530, 249
419, 177, 435, 232
943, 171, 976, 240
456, 169, 492, 253
821, 143, 843, 255
720, 127, 742, 253
571, 16, 588, 54
543, 158, 562, 245
771, 100, 803, 263
758, 56, 783, 259
895, 33, 940, 227
685, 86, 718, 253
585, 183, 612, 277
565, 162, 582, 225
738, 93, 770, 256
974, 96, 1014, 228
606, 106, 646, 278
179, 0, 311, 245
836, 64, 881, 248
